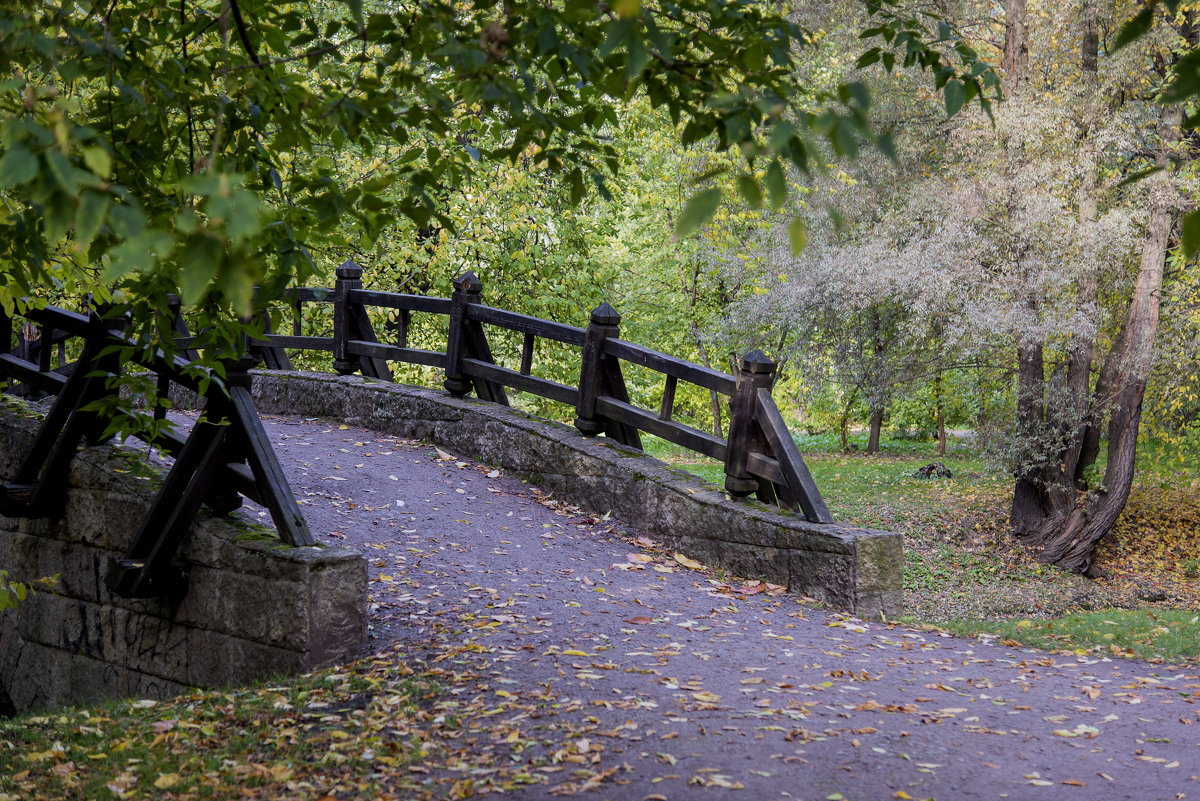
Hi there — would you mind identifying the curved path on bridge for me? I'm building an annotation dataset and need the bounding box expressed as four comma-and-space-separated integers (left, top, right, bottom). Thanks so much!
245, 414, 1198, 801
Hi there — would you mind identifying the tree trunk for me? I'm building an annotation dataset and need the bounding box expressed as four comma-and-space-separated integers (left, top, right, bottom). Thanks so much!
866, 405, 884, 454
1064, 0, 1101, 490
1010, 341, 1047, 534
839, 389, 857, 453
1002, 0, 1029, 98
1022, 105, 1181, 573
935, 371, 947, 455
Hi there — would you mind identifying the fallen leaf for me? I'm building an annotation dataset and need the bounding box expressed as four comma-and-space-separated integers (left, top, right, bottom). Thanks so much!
154, 773, 181, 789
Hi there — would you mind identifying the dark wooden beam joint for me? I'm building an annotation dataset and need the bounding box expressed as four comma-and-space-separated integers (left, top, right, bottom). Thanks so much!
332, 260, 364, 375
724, 349, 775, 497
574, 302, 621, 436
444, 271, 483, 396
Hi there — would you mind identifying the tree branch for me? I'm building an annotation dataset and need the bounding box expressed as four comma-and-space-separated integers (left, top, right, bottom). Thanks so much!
226, 0, 261, 66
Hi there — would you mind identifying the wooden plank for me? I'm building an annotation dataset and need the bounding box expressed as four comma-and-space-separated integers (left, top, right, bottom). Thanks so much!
601, 353, 642, 450
464, 320, 509, 406
659, 374, 677, 421
283, 287, 334, 303
594, 396, 727, 461
745, 451, 786, 486
106, 417, 231, 598
603, 338, 736, 396
263, 334, 335, 351
393, 308, 411, 348
443, 273, 476, 396
20, 305, 90, 337
0, 354, 67, 393
350, 304, 393, 380
348, 289, 452, 315
348, 340, 447, 368
466, 304, 587, 346
256, 312, 294, 371
754, 388, 832, 523
462, 358, 579, 406
228, 385, 314, 546
520, 332, 534, 376
150, 425, 264, 506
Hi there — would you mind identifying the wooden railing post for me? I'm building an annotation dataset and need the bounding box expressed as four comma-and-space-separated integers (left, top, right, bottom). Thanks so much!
725, 349, 775, 497
0, 305, 10, 358
574, 303, 621, 435
444, 271, 482, 396
332, 261, 362, 375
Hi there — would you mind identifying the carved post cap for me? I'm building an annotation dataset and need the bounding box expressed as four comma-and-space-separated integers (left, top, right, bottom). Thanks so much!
453, 271, 483, 294
336, 260, 363, 279
741, 349, 776, 375
590, 302, 621, 326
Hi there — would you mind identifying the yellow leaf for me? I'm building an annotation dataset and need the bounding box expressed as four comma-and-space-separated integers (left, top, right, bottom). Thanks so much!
673, 553, 704, 570
154, 773, 181, 789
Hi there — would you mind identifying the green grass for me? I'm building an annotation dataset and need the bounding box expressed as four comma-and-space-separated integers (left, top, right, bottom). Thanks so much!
642, 430, 1200, 663
642, 432, 1007, 536
938, 610, 1200, 664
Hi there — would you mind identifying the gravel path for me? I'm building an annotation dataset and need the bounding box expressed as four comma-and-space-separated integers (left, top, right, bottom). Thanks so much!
245, 415, 1200, 801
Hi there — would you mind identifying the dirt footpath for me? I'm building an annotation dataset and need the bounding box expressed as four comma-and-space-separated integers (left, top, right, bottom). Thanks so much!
250, 415, 1200, 801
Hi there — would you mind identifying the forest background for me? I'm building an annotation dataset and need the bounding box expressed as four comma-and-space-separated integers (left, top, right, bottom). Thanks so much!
1, 0, 1199, 654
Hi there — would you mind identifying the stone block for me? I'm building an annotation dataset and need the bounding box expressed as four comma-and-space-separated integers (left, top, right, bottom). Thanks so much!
186, 629, 306, 687
8, 532, 104, 601
175, 566, 309, 647
789, 548, 856, 609
305, 554, 368, 666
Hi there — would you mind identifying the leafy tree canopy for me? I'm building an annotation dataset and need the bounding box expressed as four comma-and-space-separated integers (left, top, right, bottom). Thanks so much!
0, 0, 995, 361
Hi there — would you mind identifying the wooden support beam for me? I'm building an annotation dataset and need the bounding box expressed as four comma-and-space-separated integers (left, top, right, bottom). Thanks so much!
105, 416, 227, 598
724, 350, 775, 498
659, 374, 677, 422
755, 387, 832, 523
520, 331, 535, 376
444, 272, 480, 396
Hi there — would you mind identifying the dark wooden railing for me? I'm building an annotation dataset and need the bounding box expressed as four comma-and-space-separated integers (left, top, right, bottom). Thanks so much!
2, 264, 833, 526
243, 261, 832, 522
0, 304, 312, 599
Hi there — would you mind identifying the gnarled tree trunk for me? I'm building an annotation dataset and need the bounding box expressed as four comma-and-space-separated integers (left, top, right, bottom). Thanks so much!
1015, 104, 1182, 574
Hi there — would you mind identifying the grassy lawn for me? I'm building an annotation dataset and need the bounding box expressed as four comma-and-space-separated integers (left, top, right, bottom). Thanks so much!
643, 432, 1200, 664
0, 659, 444, 801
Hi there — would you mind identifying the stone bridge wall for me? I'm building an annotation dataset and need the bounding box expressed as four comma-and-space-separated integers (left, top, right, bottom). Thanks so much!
0, 399, 366, 714
250, 372, 903, 617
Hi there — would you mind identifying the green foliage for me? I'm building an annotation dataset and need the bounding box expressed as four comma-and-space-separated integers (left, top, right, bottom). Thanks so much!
0, 570, 57, 611
940, 611, 1200, 664
0, 0, 995, 363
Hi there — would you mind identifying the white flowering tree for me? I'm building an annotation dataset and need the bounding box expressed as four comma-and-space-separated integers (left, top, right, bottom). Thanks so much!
733, 0, 1196, 573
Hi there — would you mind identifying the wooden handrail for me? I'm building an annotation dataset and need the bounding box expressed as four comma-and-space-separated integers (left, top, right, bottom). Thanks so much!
3, 266, 832, 522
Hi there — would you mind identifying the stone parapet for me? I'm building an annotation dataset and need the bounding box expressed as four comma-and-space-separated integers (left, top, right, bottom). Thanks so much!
249, 372, 902, 617
0, 400, 366, 714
